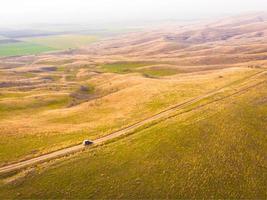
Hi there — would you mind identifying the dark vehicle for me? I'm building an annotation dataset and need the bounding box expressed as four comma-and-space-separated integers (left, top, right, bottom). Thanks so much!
83, 140, 93, 146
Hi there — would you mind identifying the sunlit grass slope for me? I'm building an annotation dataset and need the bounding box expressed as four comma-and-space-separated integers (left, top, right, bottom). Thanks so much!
0, 67, 255, 165
0, 71, 266, 199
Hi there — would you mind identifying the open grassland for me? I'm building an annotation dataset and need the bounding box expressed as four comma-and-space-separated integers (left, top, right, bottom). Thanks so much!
0, 42, 55, 57
0, 13, 267, 198
21, 34, 99, 49
0, 56, 258, 165
0, 68, 266, 199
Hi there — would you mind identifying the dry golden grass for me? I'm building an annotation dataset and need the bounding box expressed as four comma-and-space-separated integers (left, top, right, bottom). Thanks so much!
0, 13, 267, 198
0, 13, 266, 159
0, 56, 259, 164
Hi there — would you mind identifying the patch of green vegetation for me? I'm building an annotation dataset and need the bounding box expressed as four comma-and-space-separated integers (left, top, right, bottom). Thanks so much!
101, 61, 156, 74
0, 42, 56, 57
21, 73, 36, 78
1, 81, 266, 199
22, 34, 99, 50
56, 66, 66, 72
101, 62, 177, 77
141, 68, 179, 78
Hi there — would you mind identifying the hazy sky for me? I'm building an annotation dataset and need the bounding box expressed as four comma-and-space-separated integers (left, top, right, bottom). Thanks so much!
1, 0, 266, 26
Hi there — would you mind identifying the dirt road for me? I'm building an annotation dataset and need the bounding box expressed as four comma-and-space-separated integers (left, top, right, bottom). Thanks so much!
0, 71, 265, 174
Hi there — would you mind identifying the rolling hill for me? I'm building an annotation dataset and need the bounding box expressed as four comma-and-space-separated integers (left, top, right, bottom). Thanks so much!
0, 13, 266, 199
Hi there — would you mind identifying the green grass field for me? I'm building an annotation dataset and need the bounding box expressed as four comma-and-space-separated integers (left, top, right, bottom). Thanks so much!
101, 62, 180, 77
101, 61, 155, 73
0, 34, 99, 57
141, 67, 179, 77
0, 42, 55, 57
22, 34, 99, 49
0, 73, 266, 199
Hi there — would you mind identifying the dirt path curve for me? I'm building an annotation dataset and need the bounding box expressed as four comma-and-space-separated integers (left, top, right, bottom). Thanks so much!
0, 71, 265, 174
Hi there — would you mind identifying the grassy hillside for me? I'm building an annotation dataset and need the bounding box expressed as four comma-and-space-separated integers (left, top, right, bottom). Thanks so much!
0, 69, 266, 199
0, 14, 267, 199
0, 67, 251, 164
0, 63, 253, 165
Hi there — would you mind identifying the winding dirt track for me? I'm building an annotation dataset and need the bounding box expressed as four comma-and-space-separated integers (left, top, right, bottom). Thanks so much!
0, 71, 265, 174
